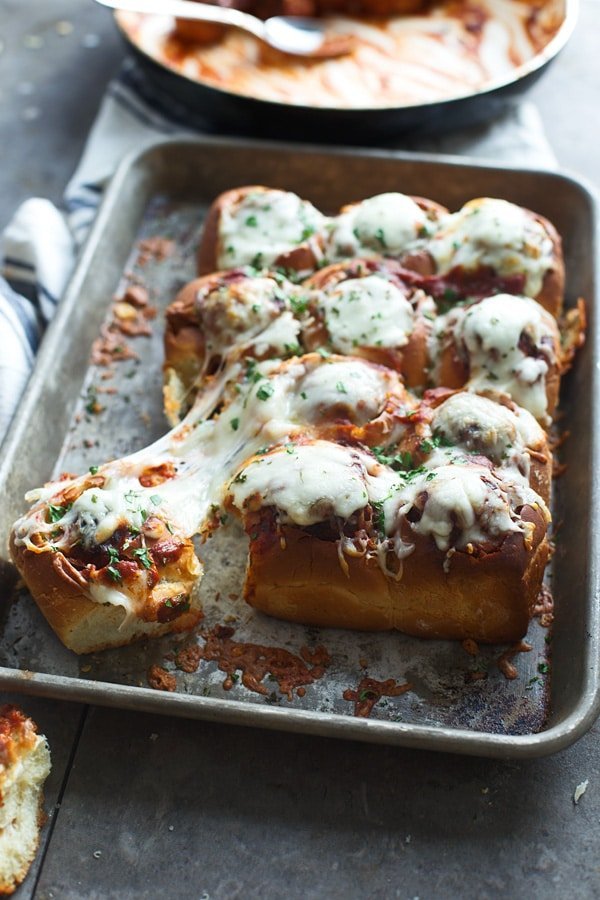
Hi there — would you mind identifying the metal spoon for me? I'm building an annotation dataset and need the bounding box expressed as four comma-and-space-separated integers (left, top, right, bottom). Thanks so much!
96, 0, 354, 58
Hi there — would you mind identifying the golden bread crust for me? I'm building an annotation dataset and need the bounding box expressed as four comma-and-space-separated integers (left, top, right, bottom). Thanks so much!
9, 532, 203, 655
244, 507, 550, 643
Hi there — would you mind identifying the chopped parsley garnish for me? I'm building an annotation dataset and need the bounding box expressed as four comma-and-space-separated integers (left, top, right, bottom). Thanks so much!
256, 383, 274, 401
231, 417, 240, 431
285, 443, 296, 454
300, 391, 308, 400
336, 382, 347, 394
233, 472, 247, 484
300, 226, 315, 242
419, 432, 453, 454
371, 498, 386, 534
165, 597, 190, 611
89, 465, 99, 475
289, 295, 309, 315
84, 385, 102, 415
359, 689, 377, 701
375, 228, 387, 249
133, 547, 153, 569
442, 288, 459, 303
244, 215, 258, 227
371, 447, 413, 471
124, 489, 141, 504
107, 566, 122, 582
107, 546, 120, 564
47, 503, 71, 523
537, 662, 549, 675
245, 358, 263, 383
316, 347, 331, 359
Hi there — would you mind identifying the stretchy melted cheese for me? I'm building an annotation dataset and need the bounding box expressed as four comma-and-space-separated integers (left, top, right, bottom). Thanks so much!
13, 356, 408, 614
427, 199, 555, 298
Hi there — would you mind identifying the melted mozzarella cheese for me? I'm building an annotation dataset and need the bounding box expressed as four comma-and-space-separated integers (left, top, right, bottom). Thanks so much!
251, 310, 301, 358
319, 275, 414, 354
327, 193, 430, 260
217, 190, 327, 270
429, 391, 544, 484
292, 358, 390, 426
427, 198, 554, 297
201, 277, 286, 355
227, 441, 396, 526
457, 294, 556, 422
383, 464, 541, 552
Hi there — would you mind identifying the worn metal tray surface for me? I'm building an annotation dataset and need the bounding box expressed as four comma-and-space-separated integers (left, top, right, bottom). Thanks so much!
0, 138, 598, 758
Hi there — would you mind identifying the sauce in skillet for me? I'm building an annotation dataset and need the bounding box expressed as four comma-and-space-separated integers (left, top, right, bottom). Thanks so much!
118, 0, 564, 109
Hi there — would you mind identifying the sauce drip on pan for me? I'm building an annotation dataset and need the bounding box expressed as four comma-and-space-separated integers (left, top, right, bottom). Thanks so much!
198, 625, 331, 699
343, 676, 412, 717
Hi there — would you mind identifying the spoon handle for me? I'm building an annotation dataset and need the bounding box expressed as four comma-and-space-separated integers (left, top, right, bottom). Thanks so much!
95, 0, 266, 41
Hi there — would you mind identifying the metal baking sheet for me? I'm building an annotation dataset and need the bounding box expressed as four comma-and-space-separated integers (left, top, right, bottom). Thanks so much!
0, 137, 598, 758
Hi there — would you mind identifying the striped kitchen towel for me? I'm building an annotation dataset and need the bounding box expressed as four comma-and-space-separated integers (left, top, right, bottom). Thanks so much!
0, 56, 557, 442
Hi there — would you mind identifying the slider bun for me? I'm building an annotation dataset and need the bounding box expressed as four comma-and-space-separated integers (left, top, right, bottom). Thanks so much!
303, 259, 430, 387
9, 533, 203, 655
403, 204, 565, 316
531, 211, 565, 318
243, 507, 550, 643
164, 276, 207, 425
198, 186, 323, 276
434, 296, 562, 423
338, 193, 448, 222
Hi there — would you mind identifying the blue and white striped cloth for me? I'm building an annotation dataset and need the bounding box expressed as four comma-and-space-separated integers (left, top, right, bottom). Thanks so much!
0, 58, 557, 443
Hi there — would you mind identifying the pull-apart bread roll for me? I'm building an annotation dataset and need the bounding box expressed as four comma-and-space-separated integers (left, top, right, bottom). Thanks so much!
302, 259, 433, 387
164, 269, 303, 423
197, 190, 565, 317
404, 197, 565, 317
221, 384, 551, 642
198, 186, 328, 276
224, 422, 551, 642
10, 427, 209, 653
0, 706, 51, 895
323, 192, 448, 263
429, 293, 563, 426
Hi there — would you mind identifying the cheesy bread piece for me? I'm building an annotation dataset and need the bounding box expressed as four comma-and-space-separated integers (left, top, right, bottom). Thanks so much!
224, 433, 550, 642
198, 186, 328, 276
410, 197, 565, 316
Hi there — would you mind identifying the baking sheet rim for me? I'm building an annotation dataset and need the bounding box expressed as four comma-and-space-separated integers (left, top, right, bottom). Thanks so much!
2, 134, 599, 759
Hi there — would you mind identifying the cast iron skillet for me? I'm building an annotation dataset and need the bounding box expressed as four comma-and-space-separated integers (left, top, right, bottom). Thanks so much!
114, 0, 578, 144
